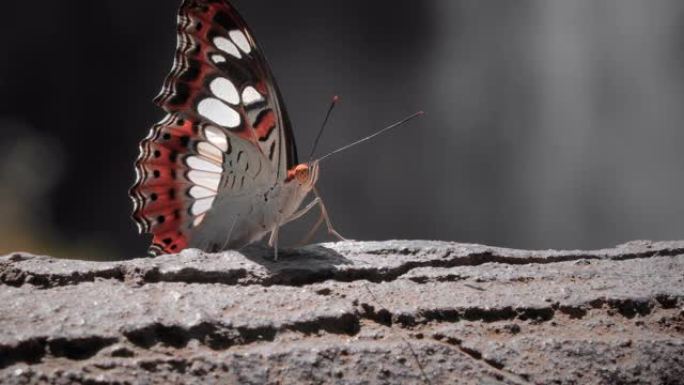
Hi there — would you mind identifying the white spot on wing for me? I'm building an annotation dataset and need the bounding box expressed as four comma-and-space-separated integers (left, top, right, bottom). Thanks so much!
193, 213, 207, 227
187, 156, 222, 173
211, 54, 227, 64
214, 37, 241, 58
192, 197, 215, 216
241, 86, 265, 106
197, 142, 224, 163
229, 30, 251, 54
188, 170, 220, 191
203, 127, 229, 152
189, 186, 216, 199
198, 98, 241, 128
210, 78, 239, 105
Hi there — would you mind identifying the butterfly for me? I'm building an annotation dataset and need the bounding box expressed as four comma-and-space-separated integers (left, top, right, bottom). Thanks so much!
130, 0, 347, 256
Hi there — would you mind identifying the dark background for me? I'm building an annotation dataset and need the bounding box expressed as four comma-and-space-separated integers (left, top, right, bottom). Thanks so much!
1, 1, 683, 259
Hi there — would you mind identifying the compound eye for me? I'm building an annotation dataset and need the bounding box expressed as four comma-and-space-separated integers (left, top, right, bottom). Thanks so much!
294, 164, 310, 183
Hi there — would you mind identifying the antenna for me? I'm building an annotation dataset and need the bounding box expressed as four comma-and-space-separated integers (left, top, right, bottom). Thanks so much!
308, 95, 340, 161
315, 111, 424, 163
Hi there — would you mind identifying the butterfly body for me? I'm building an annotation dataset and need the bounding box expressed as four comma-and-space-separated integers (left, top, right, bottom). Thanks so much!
130, 0, 334, 255
188, 163, 315, 252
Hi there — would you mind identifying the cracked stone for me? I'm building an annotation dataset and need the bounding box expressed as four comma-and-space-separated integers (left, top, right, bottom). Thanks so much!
0, 240, 683, 384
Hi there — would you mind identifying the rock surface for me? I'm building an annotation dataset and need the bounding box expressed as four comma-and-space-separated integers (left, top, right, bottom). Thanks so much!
1, 240, 683, 385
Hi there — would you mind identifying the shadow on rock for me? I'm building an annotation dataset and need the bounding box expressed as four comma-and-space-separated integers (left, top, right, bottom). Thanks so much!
240, 244, 352, 285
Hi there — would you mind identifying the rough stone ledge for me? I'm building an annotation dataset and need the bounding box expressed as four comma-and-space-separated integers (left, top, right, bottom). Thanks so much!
1, 240, 683, 385
2, 240, 683, 289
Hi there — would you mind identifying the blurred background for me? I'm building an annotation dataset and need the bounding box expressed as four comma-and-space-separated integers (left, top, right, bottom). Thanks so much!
1, 0, 683, 260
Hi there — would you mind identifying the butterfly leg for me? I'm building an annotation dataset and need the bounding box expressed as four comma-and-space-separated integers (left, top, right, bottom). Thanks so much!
313, 187, 346, 242
298, 213, 325, 246
281, 196, 322, 247
285, 197, 321, 225
268, 223, 280, 261
221, 215, 240, 251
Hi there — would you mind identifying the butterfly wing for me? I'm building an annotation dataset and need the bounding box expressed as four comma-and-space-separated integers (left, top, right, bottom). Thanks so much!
130, 0, 298, 254
157, 0, 298, 175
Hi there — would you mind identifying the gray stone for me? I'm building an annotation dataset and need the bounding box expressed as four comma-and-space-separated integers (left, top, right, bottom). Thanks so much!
0, 240, 683, 384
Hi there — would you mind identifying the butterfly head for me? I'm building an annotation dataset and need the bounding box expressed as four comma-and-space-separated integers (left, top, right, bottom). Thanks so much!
293, 161, 320, 190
